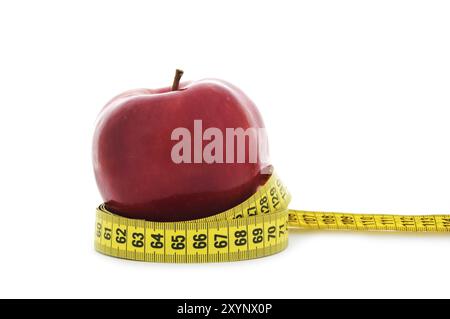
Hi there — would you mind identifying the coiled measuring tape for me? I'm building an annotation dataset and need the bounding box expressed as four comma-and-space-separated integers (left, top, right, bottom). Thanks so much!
94, 171, 450, 263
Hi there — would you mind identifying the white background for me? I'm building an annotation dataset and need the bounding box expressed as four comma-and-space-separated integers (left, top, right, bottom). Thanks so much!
1, 0, 450, 298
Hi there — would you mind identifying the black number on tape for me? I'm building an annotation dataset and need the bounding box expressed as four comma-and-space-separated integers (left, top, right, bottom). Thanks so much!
214, 234, 228, 248
104, 228, 111, 240
234, 230, 247, 246
252, 228, 263, 243
260, 196, 269, 214
132, 232, 144, 248
279, 224, 285, 237
96, 223, 102, 237
150, 233, 164, 249
171, 235, 186, 250
277, 179, 287, 199
270, 187, 280, 208
115, 228, 127, 244
193, 233, 207, 249
247, 206, 257, 216
267, 226, 276, 241
420, 217, 435, 227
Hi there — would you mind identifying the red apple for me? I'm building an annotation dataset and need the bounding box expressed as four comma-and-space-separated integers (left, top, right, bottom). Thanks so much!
93, 70, 271, 221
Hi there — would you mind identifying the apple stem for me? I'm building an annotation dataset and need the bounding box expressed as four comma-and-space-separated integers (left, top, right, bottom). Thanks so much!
172, 69, 184, 91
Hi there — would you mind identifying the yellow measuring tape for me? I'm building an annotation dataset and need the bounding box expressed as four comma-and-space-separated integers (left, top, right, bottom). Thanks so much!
94, 171, 450, 263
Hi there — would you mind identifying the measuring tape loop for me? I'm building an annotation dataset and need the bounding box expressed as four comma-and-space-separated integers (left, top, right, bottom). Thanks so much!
94, 171, 450, 263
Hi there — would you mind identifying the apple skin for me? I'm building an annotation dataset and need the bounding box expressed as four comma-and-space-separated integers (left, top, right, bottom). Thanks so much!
93, 79, 271, 221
